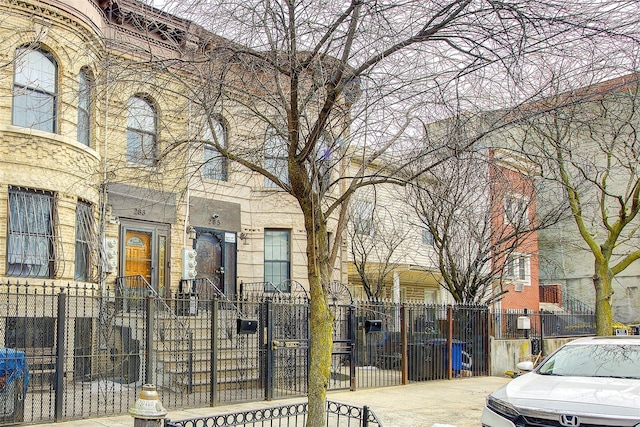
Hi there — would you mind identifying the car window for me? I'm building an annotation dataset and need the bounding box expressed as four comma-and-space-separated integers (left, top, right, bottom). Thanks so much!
538, 344, 640, 379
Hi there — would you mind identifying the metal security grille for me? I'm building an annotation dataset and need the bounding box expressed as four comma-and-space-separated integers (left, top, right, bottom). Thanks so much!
267, 299, 309, 399
7, 187, 61, 278
74, 201, 102, 282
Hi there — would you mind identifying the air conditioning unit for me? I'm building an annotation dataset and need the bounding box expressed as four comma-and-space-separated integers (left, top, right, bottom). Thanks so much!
514, 282, 525, 292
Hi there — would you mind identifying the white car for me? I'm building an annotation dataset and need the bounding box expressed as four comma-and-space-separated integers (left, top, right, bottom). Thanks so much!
482, 336, 640, 427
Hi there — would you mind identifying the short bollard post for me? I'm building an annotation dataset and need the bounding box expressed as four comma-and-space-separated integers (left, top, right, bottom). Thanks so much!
128, 384, 167, 427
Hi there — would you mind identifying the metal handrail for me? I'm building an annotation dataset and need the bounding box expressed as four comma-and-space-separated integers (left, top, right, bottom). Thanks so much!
190, 277, 246, 317
115, 274, 189, 330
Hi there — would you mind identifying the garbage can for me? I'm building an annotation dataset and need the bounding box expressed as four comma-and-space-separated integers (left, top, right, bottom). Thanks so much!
427, 339, 466, 373
0, 348, 29, 423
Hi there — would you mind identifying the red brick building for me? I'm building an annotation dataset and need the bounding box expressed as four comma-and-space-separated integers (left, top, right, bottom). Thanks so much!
489, 151, 540, 311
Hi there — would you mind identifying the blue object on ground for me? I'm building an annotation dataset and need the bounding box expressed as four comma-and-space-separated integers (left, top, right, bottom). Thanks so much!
0, 348, 29, 393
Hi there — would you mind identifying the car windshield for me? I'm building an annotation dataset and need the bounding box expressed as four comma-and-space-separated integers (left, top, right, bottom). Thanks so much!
538, 344, 640, 379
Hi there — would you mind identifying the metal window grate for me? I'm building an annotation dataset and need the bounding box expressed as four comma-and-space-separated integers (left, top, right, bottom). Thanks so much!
7, 186, 61, 278
75, 200, 101, 281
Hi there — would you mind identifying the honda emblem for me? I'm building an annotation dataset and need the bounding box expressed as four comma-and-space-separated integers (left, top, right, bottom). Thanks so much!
560, 415, 580, 426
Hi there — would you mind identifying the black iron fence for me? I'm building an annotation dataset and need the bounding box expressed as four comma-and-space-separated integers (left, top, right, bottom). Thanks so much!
492, 309, 596, 340
164, 400, 383, 427
355, 301, 490, 388
0, 281, 490, 425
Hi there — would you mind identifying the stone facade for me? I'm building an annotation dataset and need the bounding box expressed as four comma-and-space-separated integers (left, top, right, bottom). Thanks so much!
0, 0, 346, 295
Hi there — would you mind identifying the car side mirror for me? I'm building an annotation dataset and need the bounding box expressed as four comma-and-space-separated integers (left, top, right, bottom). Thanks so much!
516, 361, 534, 371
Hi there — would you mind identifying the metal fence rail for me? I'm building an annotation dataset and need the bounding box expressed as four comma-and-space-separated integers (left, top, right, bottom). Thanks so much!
492, 309, 596, 339
164, 400, 383, 427
0, 281, 495, 425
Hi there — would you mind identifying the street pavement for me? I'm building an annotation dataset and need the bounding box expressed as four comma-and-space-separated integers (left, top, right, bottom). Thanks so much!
35, 376, 511, 427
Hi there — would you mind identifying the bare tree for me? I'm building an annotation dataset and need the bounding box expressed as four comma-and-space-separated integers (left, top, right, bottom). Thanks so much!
120, 0, 636, 424
405, 121, 565, 304
347, 188, 410, 299
514, 74, 640, 335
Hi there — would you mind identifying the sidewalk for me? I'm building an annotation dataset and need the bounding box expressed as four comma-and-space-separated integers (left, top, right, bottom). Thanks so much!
35, 376, 510, 427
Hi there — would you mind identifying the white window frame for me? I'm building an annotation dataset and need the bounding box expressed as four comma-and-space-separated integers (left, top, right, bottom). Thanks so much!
126, 95, 157, 166
264, 127, 289, 188
77, 69, 92, 146
505, 253, 530, 284
352, 199, 374, 236
203, 118, 228, 181
12, 47, 58, 133
264, 229, 291, 290
421, 227, 434, 246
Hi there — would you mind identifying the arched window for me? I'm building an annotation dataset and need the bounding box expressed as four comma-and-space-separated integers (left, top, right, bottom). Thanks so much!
264, 127, 289, 188
12, 47, 58, 132
77, 69, 93, 146
203, 118, 228, 181
127, 96, 157, 165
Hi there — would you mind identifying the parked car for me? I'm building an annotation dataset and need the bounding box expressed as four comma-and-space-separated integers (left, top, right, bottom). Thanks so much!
482, 336, 640, 427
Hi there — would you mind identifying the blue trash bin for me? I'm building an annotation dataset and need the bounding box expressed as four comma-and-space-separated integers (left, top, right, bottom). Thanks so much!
0, 348, 29, 423
427, 339, 466, 372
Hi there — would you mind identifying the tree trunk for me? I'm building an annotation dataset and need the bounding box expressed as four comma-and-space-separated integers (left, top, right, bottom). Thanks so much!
593, 261, 613, 336
302, 206, 334, 427
307, 281, 333, 427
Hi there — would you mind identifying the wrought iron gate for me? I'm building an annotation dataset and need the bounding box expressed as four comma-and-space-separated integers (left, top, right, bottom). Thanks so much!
266, 300, 309, 399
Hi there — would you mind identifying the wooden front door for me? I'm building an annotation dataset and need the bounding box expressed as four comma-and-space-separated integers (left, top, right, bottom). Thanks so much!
124, 230, 152, 287
195, 231, 224, 293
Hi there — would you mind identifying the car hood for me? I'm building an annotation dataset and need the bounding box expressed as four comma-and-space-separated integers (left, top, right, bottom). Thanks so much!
493, 373, 640, 417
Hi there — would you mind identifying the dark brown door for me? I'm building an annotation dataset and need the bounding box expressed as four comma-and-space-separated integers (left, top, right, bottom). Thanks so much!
195, 231, 224, 293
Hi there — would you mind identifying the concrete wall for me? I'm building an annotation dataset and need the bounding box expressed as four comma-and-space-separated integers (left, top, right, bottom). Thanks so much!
489, 337, 578, 376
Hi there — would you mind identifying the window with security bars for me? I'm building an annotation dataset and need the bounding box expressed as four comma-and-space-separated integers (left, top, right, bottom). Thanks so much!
7, 187, 58, 278
75, 200, 95, 281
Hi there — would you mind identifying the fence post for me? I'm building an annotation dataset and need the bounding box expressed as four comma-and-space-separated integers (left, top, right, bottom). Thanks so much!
349, 304, 357, 391
540, 312, 545, 358
447, 305, 453, 380
362, 405, 371, 427
54, 290, 66, 421
187, 330, 193, 394
210, 294, 218, 406
265, 300, 274, 401
145, 297, 154, 385
484, 308, 491, 376
400, 305, 408, 385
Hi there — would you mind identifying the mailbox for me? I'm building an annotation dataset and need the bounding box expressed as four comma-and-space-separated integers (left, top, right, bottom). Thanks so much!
517, 316, 531, 330
365, 319, 382, 333
237, 318, 258, 334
